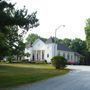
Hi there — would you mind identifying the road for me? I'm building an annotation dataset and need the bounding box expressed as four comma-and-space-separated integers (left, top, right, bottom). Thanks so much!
7, 65, 90, 90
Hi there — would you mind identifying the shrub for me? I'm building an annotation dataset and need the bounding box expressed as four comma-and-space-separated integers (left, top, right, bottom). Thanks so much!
7, 56, 15, 63
30, 60, 36, 64
44, 60, 47, 64
21, 59, 29, 63
51, 56, 67, 69
29, 60, 47, 64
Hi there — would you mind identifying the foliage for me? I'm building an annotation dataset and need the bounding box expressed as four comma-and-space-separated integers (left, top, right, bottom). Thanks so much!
21, 59, 29, 63
25, 52, 30, 57
26, 34, 47, 45
58, 38, 71, 48
30, 60, 47, 64
51, 56, 67, 69
26, 34, 40, 45
70, 38, 87, 55
14, 41, 25, 61
83, 51, 90, 65
7, 56, 15, 63
85, 18, 90, 51
0, 0, 39, 59
82, 18, 90, 65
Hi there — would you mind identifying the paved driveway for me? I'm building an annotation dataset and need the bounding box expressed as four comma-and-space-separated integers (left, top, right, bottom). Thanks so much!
7, 65, 90, 90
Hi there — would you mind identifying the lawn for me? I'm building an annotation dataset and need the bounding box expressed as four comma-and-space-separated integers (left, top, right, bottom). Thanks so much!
0, 63, 69, 88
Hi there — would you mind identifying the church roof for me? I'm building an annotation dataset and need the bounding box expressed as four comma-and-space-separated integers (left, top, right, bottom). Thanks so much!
46, 37, 55, 44
57, 44, 72, 51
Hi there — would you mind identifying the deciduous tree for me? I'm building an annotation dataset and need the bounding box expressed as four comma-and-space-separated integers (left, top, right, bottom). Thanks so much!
85, 18, 90, 51
0, 0, 39, 59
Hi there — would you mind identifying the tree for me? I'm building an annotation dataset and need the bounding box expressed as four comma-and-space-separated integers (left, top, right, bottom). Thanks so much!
0, 0, 39, 59
26, 34, 39, 45
61, 38, 71, 48
13, 41, 25, 61
25, 52, 30, 57
84, 18, 90, 64
70, 38, 87, 55
68, 38, 89, 65
26, 34, 47, 45
85, 18, 90, 51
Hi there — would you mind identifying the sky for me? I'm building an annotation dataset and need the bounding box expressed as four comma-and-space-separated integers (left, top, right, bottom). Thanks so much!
12, 0, 90, 40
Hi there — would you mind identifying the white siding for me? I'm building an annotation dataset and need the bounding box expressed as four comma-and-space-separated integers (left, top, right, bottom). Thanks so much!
57, 50, 75, 63
45, 43, 57, 63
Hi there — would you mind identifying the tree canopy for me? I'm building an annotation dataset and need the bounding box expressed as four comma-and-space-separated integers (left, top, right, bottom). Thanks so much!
85, 18, 90, 51
70, 38, 87, 55
0, 0, 39, 58
26, 34, 46, 45
26, 34, 40, 45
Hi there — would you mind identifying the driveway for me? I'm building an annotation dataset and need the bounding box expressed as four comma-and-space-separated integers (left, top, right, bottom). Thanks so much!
6, 65, 90, 90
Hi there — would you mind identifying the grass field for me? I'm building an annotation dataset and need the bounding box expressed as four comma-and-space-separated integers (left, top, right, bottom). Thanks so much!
0, 63, 69, 88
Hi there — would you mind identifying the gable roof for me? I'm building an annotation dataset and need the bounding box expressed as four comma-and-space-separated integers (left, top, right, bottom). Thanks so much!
46, 37, 55, 44
31, 39, 41, 47
57, 44, 72, 52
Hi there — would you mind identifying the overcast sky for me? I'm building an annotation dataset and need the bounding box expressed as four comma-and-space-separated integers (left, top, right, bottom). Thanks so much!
12, 0, 90, 40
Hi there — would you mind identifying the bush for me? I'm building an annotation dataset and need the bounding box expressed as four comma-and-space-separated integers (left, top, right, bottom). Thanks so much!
7, 56, 15, 63
31, 60, 47, 64
44, 60, 47, 64
36, 60, 47, 64
51, 56, 67, 69
21, 59, 29, 63
29, 60, 47, 64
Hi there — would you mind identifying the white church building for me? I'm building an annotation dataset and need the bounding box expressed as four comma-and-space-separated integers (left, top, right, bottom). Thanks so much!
25, 37, 82, 64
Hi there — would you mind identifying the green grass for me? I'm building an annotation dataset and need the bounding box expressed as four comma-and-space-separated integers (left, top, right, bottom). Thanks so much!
0, 63, 69, 88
